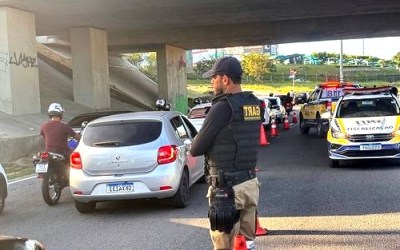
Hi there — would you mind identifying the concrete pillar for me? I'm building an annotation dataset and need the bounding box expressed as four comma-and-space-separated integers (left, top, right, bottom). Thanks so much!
157, 45, 188, 113
0, 7, 40, 115
70, 27, 110, 109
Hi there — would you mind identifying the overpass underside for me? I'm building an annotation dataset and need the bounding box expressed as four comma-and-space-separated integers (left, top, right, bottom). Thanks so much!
0, 7, 189, 116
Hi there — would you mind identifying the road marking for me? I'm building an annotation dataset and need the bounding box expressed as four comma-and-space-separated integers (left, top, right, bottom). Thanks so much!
9, 175, 36, 185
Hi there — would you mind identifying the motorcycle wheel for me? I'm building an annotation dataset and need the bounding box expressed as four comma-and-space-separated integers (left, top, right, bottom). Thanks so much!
42, 171, 62, 206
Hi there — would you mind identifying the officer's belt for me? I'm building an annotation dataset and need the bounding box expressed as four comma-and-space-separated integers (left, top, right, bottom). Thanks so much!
223, 169, 256, 186
209, 169, 256, 187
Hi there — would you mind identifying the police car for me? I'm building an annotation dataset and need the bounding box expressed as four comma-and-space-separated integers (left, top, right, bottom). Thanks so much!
327, 86, 400, 167
299, 82, 360, 138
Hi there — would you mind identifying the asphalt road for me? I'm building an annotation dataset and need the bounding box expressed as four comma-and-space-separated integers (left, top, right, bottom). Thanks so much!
1, 121, 400, 250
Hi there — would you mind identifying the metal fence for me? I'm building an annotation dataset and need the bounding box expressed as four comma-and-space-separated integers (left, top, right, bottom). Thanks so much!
245, 73, 400, 83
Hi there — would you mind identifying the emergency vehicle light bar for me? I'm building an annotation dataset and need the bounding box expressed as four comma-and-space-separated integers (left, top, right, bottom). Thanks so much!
343, 86, 393, 95
318, 82, 359, 88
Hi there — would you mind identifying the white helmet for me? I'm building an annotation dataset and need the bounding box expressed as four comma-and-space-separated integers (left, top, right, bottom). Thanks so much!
48, 103, 65, 117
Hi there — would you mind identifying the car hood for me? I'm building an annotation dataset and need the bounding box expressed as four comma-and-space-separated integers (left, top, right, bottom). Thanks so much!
334, 116, 398, 135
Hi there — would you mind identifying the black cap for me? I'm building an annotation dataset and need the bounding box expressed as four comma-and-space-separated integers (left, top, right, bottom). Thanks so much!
202, 56, 243, 79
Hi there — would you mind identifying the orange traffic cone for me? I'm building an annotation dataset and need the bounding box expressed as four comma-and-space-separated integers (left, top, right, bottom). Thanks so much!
259, 124, 269, 146
283, 114, 290, 130
255, 213, 268, 236
270, 119, 279, 137
292, 111, 298, 123
233, 234, 247, 250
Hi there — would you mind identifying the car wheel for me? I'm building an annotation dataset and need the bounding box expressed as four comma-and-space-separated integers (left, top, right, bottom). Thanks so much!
316, 116, 327, 138
170, 169, 189, 208
75, 200, 96, 213
330, 159, 340, 168
299, 113, 310, 134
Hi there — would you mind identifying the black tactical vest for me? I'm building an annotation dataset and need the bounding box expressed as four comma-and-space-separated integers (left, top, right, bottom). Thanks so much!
207, 92, 261, 175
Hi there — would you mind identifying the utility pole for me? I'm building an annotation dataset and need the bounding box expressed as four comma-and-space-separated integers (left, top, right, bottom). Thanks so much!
339, 40, 344, 84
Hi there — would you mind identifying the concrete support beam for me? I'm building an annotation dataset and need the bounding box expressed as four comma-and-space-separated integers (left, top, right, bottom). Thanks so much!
157, 45, 188, 114
0, 7, 40, 115
71, 27, 110, 109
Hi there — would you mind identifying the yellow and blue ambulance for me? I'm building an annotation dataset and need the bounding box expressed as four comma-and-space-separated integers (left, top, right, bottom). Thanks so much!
327, 86, 400, 167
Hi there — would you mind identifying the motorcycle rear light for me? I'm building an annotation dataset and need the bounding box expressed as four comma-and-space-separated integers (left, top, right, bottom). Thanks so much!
70, 152, 82, 169
40, 152, 49, 159
157, 145, 178, 164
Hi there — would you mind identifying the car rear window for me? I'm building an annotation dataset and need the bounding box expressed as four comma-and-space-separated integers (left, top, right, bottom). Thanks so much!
188, 107, 210, 119
83, 121, 162, 147
267, 99, 278, 106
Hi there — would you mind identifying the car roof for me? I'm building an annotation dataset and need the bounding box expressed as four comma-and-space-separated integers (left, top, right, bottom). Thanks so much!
87, 111, 183, 125
190, 102, 212, 110
67, 110, 132, 127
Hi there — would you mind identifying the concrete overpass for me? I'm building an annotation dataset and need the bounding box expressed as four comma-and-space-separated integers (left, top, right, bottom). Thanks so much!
1, 0, 400, 116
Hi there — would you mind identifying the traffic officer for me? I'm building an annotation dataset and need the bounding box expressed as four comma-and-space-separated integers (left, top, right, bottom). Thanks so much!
190, 56, 261, 250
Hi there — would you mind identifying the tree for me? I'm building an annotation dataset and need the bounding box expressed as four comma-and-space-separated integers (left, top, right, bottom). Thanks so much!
392, 52, 400, 70
194, 58, 216, 77
126, 53, 145, 67
241, 53, 273, 81
125, 52, 157, 80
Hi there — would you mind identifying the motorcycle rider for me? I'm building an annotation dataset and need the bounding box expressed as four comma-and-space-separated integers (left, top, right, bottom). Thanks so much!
40, 103, 81, 161
155, 98, 172, 111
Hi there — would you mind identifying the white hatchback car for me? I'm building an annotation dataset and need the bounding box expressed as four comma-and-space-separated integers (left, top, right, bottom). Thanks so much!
0, 163, 8, 214
70, 111, 205, 213
187, 102, 212, 132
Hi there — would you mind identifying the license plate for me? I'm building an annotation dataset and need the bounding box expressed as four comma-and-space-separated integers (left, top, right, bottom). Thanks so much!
35, 163, 48, 173
106, 182, 134, 193
360, 144, 382, 150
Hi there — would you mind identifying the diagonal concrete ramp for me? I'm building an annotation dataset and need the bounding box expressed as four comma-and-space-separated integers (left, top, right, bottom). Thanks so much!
0, 43, 158, 162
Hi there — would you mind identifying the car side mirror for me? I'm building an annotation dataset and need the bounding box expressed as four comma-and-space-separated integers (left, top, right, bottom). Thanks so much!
81, 121, 88, 128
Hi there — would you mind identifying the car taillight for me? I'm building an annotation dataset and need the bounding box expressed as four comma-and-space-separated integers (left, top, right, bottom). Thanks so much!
70, 151, 82, 169
260, 101, 266, 109
157, 145, 178, 164
40, 152, 49, 159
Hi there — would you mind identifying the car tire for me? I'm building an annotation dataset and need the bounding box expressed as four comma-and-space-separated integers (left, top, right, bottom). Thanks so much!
299, 114, 310, 134
170, 169, 189, 208
316, 116, 327, 138
330, 159, 340, 168
75, 200, 96, 213
0, 179, 6, 214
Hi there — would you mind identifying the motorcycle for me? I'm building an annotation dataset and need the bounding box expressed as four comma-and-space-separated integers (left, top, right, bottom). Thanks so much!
33, 151, 70, 206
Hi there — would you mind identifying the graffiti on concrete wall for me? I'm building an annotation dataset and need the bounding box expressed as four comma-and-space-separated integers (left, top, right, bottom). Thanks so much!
0, 51, 38, 72
9, 52, 38, 68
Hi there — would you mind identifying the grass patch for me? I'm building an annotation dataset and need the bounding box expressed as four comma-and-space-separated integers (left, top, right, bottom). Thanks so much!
3, 156, 35, 181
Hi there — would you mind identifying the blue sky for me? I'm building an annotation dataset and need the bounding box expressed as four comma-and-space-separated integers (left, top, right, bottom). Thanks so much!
278, 37, 400, 60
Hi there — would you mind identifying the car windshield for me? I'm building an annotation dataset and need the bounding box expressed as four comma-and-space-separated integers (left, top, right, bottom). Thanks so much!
83, 120, 162, 147
337, 97, 399, 118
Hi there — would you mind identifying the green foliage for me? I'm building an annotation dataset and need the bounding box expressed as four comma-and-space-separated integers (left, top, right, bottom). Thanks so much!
242, 53, 274, 81
194, 58, 216, 77
392, 52, 400, 68
125, 52, 157, 81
